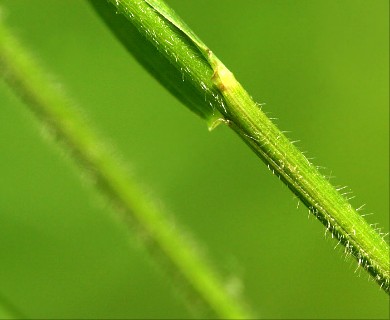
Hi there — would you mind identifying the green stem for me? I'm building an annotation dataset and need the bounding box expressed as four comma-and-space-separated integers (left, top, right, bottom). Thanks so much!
0, 20, 252, 318
90, 0, 389, 293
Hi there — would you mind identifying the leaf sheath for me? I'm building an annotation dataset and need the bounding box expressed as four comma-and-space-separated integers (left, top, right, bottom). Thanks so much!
90, 0, 390, 293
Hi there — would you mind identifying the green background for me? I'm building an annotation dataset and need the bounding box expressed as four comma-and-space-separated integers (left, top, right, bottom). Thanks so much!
0, 0, 388, 318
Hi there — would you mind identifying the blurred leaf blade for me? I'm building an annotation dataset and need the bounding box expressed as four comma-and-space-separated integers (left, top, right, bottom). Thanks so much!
89, 0, 223, 128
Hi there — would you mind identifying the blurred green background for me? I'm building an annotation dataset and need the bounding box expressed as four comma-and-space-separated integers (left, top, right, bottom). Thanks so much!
0, 0, 388, 318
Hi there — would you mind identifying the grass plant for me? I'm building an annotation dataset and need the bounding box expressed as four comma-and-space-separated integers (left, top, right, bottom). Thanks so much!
0, 0, 388, 318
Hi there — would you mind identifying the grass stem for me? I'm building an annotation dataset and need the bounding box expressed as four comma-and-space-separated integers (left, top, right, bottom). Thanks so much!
90, 0, 390, 293
0, 19, 252, 319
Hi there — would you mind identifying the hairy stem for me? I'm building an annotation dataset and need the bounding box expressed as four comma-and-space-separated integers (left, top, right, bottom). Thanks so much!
0, 20, 252, 318
90, 0, 389, 293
